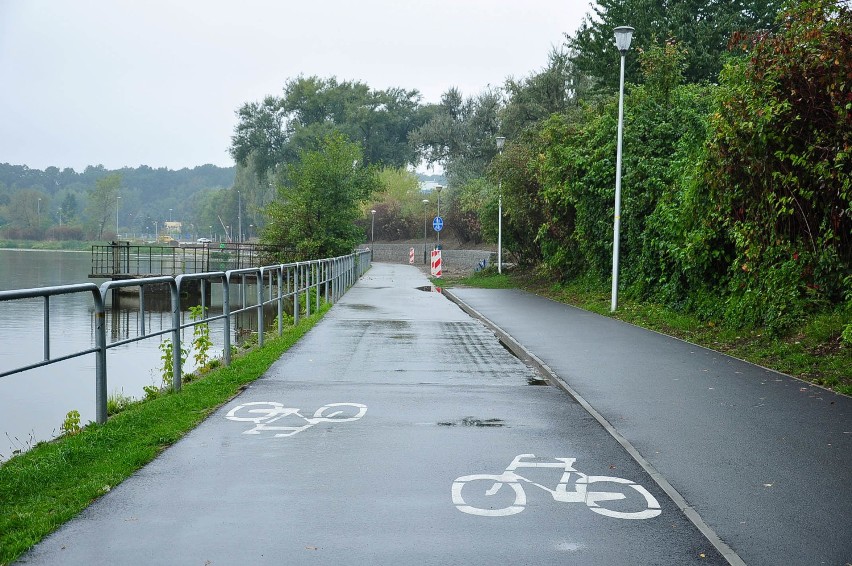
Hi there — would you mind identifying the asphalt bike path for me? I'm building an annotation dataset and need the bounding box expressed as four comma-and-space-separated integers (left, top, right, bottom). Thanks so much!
21, 263, 733, 565
446, 286, 852, 566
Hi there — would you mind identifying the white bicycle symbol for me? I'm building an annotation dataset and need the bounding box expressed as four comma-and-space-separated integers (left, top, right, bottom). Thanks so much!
225, 401, 367, 437
452, 454, 662, 519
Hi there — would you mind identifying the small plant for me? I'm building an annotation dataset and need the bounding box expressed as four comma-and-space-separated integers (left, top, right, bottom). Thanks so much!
60, 410, 81, 436
142, 384, 161, 400
107, 390, 135, 416
189, 305, 214, 368
158, 337, 188, 388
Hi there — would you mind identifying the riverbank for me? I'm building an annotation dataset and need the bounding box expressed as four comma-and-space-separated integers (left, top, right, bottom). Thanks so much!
435, 268, 851, 396
0, 239, 93, 251
0, 305, 329, 565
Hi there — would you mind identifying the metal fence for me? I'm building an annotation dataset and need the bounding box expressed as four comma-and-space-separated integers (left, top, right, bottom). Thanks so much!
90, 242, 290, 278
0, 250, 371, 424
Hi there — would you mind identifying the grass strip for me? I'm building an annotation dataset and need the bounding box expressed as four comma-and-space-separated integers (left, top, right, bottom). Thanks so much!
0, 304, 329, 565
437, 270, 851, 396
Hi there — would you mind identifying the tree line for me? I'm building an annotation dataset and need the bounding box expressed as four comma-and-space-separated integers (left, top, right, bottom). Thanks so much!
231, 0, 849, 337
0, 163, 235, 241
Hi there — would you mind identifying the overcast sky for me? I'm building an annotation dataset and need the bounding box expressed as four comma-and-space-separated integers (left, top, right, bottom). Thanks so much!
0, 1, 589, 172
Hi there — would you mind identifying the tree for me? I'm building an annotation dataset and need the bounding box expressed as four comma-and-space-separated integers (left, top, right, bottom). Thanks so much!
85, 173, 121, 239
231, 76, 425, 181
567, 0, 783, 90
361, 168, 423, 241
501, 49, 588, 139
410, 87, 502, 187
703, 0, 852, 331
263, 134, 380, 259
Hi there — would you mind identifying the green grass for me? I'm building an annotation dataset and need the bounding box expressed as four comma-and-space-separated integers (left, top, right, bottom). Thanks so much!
0, 305, 329, 565
440, 269, 851, 396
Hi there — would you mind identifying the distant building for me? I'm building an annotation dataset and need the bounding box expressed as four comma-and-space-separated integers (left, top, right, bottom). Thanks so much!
419, 181, 442, 194
164, 221, 182, 235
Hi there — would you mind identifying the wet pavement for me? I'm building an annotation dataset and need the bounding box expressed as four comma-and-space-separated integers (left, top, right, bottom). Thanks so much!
447, 287, 852, 566
18, 263, 847, 565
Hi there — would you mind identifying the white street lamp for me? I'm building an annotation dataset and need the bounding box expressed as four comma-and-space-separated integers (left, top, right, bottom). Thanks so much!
116, 196, 121, 239
370, 209, 376, 244
611, 25, 634, 312
495, 136, 506, 273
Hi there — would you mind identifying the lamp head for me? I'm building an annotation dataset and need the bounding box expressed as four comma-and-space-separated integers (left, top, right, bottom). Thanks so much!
496, 136, 506, 151
435, 185, 443, 194
614, 26, 634, 54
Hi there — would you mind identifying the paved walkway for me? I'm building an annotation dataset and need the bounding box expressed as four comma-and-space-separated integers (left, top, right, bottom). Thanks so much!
447, 286, 852, 566
17, 264, 851, 565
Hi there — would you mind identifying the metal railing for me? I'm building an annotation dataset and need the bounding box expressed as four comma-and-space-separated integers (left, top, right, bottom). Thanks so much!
90, 241, 291, 278
0, 250, 371, 425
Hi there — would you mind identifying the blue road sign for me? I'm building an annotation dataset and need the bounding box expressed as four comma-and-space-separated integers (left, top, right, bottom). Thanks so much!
433, 216, 444, 232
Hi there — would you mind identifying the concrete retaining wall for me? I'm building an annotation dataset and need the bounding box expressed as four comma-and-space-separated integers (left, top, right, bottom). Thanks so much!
358, 244, 495, 272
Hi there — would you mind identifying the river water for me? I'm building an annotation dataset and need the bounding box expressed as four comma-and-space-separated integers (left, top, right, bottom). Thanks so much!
0, 248, 238, 461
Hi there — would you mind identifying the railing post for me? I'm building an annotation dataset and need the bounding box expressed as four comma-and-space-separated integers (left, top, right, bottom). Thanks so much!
277, 266, 284, 336
43, 295, 50, 360
305, 262, 311, 318
139, 286, 146, 336
293, 264, 300, 326
171, 280, 182, 391
94, 290, 108, 425
257, 269, 264, 348
315, 262, 321, 312
323, 261, 328, 304
223, 275, 231, 366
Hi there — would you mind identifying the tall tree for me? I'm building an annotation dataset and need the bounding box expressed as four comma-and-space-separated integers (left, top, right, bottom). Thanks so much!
567, 0, 783, 90
409, 87, 502, 187
85, 173, 121, 239
501, 49, 587, 139
263, 134, 380, 259
231, 77, 425, 180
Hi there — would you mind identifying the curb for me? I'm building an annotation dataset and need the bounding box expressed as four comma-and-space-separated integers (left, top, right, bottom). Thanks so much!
442, 288, 747, 566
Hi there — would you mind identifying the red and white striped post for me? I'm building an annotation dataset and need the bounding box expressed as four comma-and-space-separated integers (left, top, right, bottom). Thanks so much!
430, 250, 442, 278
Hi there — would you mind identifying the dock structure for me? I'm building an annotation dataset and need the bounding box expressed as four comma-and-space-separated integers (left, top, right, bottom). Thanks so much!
90, 241, 286, 280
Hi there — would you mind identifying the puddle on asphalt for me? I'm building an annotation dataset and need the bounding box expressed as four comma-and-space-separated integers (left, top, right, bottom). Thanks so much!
415, 285, 443, 293
438, 417, 505, 428
343, 303, 377, 310
527, 377, 549, 386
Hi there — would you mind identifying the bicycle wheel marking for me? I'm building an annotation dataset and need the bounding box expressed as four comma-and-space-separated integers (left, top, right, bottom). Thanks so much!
451, 454, 662, 520
225, 402, 367, 438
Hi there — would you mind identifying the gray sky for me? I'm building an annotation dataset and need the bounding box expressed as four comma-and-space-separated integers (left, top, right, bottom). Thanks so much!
0, 0, 589, 172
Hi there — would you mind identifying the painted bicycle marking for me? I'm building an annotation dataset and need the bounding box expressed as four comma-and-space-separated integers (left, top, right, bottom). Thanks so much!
452, 453, 661, 519
225, 402, 367, 437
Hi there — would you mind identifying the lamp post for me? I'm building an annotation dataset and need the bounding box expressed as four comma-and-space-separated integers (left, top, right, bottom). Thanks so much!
37, 198, 41, 226
434, 184, 443, 248
422, 199, 430, 263
370, 209, 376, 244
495, 136, 506, 273
154, 221, 159, 240
611, 25, 634, 312
116, 196, 121, 238
238, 191, 242, 243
